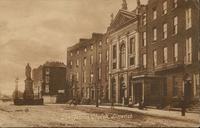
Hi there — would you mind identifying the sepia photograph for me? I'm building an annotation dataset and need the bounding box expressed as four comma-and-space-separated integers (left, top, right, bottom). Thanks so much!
0, 0, 199, 127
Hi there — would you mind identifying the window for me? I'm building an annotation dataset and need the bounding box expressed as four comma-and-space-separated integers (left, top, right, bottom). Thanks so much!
163, 23, 168, 39
91, 45, 93, 50
83, 57, 87, 66
153, 8, 157, 20
90, 55, 93, 64
99, 41, 102, 46
45, 84, 49, 93
143, 13, 146, 25
70, 61, 73, 66
173, 0, 178, 8
164, 47, 168, 63
193, 73, 200, 97
70, 52, 73, 56
186, 8, 192, 29
90, 73, 94, 83
45, 76, 49, 83
84, 48, 87, 52
120, 43, 126, 68
143, 54, 147, 68
173, 76, 178, 97
173, 16, 178, 34
98, 68, 102, 80
186, 37, 192, 63
46, 68, 50, 75
83, 71, 86, 83
77, 50, 79, 55
153, 50, 157, 67
70, 74, 73, 81
76, 72, 79, 81
130, 57, 135, 66
163, 1, 167, 14
106, 50, 109, 61
113, 62, 117, 69
153, 28, 157, 41
130, 37, 135, 54
113, 45, 117, 59
174, 43, 178, 62
143, 32, 147, 46
99, 53, 102, 63
76, 59, 79, 67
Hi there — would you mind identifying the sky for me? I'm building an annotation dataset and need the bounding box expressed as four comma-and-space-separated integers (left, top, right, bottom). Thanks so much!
0, 0, 147, 95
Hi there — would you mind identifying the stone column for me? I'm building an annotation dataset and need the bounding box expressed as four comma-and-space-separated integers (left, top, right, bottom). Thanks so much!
135, 32, 139, 67
108, 44, 112, 101
125, 34, 129, 69
117, 38, 120, 69
116, 75, 119, 103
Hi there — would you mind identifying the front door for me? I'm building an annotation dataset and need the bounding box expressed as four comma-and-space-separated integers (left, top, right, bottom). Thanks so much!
134, 83, 142, 104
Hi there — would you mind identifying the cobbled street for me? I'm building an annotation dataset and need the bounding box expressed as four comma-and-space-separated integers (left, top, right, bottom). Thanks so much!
0, 101, 199, 127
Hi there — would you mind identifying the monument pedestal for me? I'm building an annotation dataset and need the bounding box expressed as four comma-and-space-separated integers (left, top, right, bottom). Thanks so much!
23, 79, 34, 100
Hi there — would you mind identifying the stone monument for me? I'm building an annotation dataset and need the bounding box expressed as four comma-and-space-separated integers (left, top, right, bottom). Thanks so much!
23, 63, 34, 100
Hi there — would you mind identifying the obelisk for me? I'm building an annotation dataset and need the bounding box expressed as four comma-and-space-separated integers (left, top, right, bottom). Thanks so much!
23, 63, 34, 100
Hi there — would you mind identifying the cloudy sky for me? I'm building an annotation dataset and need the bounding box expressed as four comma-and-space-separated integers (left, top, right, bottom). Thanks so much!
0, 0, 147, 95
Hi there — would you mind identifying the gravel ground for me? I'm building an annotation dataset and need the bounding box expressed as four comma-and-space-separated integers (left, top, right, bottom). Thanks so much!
0, 101, 199, 127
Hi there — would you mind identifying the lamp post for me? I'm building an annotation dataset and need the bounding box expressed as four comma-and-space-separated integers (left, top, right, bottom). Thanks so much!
15, 77, 19, 99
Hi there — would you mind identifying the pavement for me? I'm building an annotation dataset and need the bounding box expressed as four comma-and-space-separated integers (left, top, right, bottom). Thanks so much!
80, 105, 200, 124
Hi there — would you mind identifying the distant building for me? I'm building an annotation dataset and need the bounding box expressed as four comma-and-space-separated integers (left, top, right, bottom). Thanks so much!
32, 61, 67, 103
66, 33, 109, 103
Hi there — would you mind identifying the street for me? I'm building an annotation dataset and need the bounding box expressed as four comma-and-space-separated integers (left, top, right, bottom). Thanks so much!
0, 101, 199, 127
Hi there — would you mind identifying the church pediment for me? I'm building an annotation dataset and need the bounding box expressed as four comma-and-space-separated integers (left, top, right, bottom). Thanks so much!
109, 9, 137, 31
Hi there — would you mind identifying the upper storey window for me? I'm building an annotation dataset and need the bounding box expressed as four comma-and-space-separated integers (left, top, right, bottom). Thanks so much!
143, 32, 147, 47
163, 23, 168, 39
113, 45, 117, 59
186, 8, 192, 30
91, 45, 93, 50
120, 43, 126, 68
153, 8, 157, 20
99, 41, 102, 46
84, 48, 87, 52
153, 28, 157, 41
173, 0, 178, 8
143, 13, 146, 25
129, 37, 135, 54
163, 1, 168, 15
173, 16, 178, 35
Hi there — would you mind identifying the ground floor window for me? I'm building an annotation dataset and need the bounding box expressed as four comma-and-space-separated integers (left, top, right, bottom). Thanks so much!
193, 73, 200, 97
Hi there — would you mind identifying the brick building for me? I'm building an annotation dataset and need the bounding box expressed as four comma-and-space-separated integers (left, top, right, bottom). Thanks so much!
66, 0, 199, 107
66, 33, 109, 103
32, 61, 67, 103
146, 0, 200, 106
